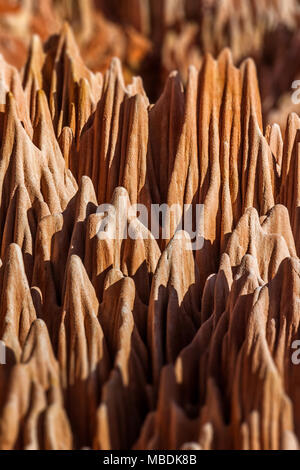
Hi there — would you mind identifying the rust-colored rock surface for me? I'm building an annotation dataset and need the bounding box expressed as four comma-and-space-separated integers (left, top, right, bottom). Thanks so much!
0, 8, 300, 451
1, 0, 300, 128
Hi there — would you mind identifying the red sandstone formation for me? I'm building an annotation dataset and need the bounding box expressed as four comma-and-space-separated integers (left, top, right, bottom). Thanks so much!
0, 9, 300, 451
0, 0, 300, 128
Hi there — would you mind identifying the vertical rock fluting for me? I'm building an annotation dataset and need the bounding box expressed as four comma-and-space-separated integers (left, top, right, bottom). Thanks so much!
0, 23, 300, 450
1, 1, 300, 128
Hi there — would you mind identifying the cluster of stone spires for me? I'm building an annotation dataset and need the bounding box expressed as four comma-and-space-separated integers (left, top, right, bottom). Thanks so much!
1, 0, 300, 127
0, 7, 300, 451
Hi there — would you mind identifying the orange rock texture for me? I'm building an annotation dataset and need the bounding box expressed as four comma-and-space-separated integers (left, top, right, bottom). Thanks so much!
0, 3, 300, 451
1, 0, 300, 127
